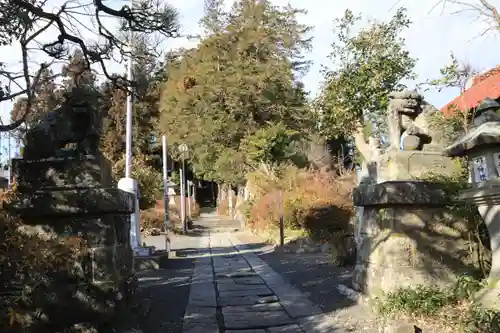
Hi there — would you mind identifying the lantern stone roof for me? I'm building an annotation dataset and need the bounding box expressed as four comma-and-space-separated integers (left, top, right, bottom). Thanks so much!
443, 121, 500, 157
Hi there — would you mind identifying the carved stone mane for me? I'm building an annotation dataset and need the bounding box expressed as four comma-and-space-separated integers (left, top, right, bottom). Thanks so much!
23, 89, 100, 160
387, 90, 447, 152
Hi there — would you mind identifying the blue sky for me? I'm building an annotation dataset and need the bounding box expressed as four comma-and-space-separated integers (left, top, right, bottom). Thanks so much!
165, 0, 500, 108
1, 0, 499, 129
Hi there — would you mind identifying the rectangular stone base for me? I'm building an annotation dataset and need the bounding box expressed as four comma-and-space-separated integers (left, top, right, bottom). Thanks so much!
12, 154, 113, 191
134, 252, 169, 272
378, 151, 460, 182
7, 188, 134, 217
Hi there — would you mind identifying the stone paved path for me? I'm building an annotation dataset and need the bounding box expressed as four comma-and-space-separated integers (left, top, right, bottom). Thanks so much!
181, 230, 346, 333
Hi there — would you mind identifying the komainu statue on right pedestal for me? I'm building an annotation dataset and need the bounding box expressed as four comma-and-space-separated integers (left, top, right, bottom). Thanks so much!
386, 90, 448, 153
377, 90, 461, 182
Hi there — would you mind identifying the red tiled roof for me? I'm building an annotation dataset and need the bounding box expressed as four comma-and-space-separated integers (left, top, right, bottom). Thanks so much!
440, 69, 500, 116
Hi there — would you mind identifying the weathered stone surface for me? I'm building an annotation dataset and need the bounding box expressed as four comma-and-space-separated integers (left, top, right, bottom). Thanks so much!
266, 324, 304, 333
8, 188, 135, 217
216, 271, 257, 278
444, 120, 500, 157
217, 276, 264, 285
460, 194, 500, 311
22, 93, 101, 160
12, 155, 112, 191
225, 330, 265, 333
400, 134, 420, 150
352, 181, 450, 207
376, 151, 460, 183
218, 295, 279, 306
386, 90, 448, 153
241, 254, 286, 287
218, 288, 273, 298
222, 303, 284, 313
90, 244, 132, 283
352, 203, 478, 296
10, 140, 136, 332
217, 283, 269, 292
181, 322, 219, 333
223, 310, 293, 329
183, 305, 217, 324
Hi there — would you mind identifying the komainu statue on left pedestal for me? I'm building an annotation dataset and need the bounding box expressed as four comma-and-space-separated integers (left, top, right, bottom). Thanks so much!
22, 89, 100, 160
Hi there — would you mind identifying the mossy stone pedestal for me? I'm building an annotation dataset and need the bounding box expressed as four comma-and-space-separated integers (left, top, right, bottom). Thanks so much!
8, 155, 137, 331
353, 181, 476, 298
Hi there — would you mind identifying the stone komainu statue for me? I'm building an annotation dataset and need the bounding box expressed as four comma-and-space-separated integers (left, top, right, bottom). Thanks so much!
386, 90, 447, 152
23, 90, 100, 160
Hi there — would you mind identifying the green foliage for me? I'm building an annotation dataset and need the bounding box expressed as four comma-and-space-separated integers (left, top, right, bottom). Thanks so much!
170, 170, 180, 185
376, 276, 500, 332
425, 53, 478, 133
429, 107, 468, 145
159, 0, 312, 184
463, 304, 500, 333
113, 155, 162, 209
317, 7, 416, 140
427, 52, 478, 93
241, 122, 302, 167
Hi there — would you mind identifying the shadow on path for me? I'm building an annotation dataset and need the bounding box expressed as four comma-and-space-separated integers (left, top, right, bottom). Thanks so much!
235, 232, 358, 314
137, 256, 195, 333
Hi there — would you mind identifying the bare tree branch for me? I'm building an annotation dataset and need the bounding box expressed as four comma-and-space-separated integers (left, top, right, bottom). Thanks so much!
431, 0, 500, 33
0, 0, 179, 132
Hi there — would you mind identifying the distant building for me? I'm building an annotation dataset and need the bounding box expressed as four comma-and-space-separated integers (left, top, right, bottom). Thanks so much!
440, 66, 500, 116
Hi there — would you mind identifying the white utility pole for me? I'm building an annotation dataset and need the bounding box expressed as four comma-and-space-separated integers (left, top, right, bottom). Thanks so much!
187, 180, 192, 219
162, 135, 169, 230
125, 27, 133, 177
179, 167, 186, 231
178, 143, 188, 232
118, 0, 142, 252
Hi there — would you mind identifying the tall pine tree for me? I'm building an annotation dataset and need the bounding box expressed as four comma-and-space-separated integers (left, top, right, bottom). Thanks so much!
160, 0, 312, 184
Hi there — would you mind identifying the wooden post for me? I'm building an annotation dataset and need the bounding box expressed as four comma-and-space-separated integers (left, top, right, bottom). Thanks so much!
279, 190, 284, 246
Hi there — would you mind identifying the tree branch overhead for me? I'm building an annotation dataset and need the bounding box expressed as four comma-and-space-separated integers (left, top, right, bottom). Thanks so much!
0, 0, 179, 132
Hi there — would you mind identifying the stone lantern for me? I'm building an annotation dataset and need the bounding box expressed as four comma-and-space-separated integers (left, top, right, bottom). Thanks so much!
168, 179, 180, 206
443, 101, 500, 311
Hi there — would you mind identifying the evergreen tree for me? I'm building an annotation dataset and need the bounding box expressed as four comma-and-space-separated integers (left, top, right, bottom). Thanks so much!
316, 8, 415, 159
159, 0, 312, 185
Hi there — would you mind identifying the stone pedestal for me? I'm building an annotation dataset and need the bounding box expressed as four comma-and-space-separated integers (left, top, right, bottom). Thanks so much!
377, 151, 460, 182
352, 181, 476, 297
459, 186, 500, 310
7, 155, 136, 328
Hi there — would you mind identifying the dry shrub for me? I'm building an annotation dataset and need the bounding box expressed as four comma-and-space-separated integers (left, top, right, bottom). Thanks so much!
0, 188, 90, 333
217, 196, 237, 216
141, 208, 164, 230
142, 196, 201, 232
246, 166, 355, 241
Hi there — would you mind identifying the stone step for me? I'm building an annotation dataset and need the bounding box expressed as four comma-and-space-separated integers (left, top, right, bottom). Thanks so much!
134, 251, 169, 272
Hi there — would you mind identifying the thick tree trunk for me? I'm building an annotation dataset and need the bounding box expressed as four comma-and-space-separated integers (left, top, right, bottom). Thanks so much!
353, 122, 379, 184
